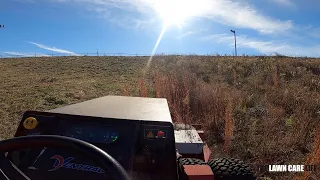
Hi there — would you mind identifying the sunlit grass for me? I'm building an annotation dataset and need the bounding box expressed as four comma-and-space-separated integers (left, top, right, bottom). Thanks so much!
0, 55, 319, 179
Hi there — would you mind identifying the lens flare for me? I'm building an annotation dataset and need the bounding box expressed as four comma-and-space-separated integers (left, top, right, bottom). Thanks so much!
143, 25, 167, 76
144, 0, 198, 75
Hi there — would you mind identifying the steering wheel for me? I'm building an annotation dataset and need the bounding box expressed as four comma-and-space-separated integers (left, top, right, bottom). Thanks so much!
0, 135, 131, 180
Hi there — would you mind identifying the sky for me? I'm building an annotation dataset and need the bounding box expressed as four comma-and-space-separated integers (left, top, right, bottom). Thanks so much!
1, 0, 320, 57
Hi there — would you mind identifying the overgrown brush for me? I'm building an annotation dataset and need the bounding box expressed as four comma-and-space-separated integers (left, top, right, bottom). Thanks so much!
1, 55, 318, 179
121, 55, 320, 179
296, 127, 320, 180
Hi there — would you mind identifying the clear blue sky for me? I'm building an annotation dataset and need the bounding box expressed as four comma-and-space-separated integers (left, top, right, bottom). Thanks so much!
1, 0, 320, 57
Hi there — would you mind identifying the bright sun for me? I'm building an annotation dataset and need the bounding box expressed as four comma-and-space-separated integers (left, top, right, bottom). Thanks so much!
153, 0, 194, 28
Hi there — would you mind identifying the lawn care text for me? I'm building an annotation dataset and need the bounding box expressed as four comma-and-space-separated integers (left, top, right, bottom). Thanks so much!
268, 165, 317, 172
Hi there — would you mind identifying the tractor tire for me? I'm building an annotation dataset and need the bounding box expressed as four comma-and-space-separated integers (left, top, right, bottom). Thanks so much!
178, 158, 206, 180
179, 158, 206, 165
207, 158, 255, 180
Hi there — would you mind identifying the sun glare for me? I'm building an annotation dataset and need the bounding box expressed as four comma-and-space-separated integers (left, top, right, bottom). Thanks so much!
153, 0, 194, 28
144, 0, 198, 76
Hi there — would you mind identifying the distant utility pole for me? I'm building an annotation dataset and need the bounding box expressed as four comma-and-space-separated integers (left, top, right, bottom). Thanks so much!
1, 25, 4, 58
230, 30, 237, 56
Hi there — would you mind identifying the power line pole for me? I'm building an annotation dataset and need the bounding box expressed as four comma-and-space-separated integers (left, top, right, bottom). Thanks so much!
230, 30, 237, 56
0, 25, 4, 58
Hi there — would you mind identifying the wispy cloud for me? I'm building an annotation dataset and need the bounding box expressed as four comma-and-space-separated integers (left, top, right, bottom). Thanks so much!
201, 33, 320, 57
3, 52, 28, 56
12, 0, 35, 3
22, 0, 315, 56
304, 26, 320, 39
37, 53, 50, 57
177, 31, 197, 39
2, 51, 49, 57
28, 42, 79, 55
269, 0, 295, 7
49, 0, 293, 34
200, 33, 233, 42
177, 28, 208, 39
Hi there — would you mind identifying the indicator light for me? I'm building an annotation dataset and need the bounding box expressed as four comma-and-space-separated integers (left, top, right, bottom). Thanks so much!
112, 136, 118, 142
157, 131, 165, 138
146, 131, 154, 138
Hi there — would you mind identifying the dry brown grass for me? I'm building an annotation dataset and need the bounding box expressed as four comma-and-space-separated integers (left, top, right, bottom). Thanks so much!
224, 98, 235, 155
0, 56, 147, 139
296, 127, 320, 180
133, 55, 320, 179
1, 55, 320, 179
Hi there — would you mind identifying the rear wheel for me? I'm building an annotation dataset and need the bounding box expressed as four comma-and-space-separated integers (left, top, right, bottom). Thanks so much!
207, 158, 255, 180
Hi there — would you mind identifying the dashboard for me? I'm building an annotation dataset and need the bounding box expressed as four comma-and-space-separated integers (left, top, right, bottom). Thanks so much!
11, 110, 178, 180
62, 125, 119, 144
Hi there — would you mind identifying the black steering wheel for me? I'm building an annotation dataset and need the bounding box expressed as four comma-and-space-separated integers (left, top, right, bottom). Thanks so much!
0, 135, 131, 180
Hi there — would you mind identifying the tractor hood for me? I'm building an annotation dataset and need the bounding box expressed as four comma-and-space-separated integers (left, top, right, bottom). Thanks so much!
47, 96, 173, 123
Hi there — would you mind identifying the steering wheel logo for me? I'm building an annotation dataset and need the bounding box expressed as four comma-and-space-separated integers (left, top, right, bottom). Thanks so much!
48, 155, 74, 171
48, 155, 105, 173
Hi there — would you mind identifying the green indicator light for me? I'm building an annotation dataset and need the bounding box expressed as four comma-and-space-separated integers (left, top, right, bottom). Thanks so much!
112, 136, 118, 142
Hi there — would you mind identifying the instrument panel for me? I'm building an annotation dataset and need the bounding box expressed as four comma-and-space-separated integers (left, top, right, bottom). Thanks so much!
13, 111, 178, 180
62, 125, 119, 144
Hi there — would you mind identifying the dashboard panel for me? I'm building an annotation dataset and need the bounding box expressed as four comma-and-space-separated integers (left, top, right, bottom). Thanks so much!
12, 111, 178, 180
62, 125, 119, 144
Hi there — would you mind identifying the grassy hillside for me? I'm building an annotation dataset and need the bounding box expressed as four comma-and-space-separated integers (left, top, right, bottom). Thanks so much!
0, 55, 319, 179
